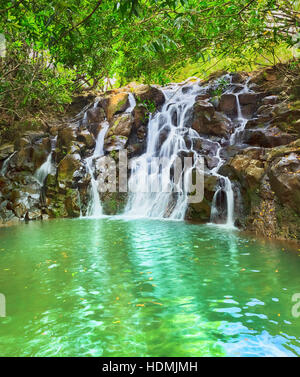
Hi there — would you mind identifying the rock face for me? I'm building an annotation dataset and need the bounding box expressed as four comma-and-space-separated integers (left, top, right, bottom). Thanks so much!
132, 84, 165, 108
0, 67, 299, 241
192, 100, 232, 137
218, 94, 237, 116
100, 92, 129, 121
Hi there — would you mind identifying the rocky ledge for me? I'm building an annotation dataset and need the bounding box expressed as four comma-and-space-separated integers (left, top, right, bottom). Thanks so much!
0, 64, 299, 241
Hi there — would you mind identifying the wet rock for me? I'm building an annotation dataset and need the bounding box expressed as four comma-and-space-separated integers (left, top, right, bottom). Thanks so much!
187, 174, 218, 221
192, 100, 231, 137
0, 201, 17, 223
226, 154, 265, 187
244, 127, 296, 148
32, 140, 51, 170
218, 94, 237, 116
132, 104, 148, 130
58, 153, 82, 182
100, 192, 127, 215
22, 131, 46, 143
25, 209, 42, 221
231, 72, 247, 84
238, 93, 261, 105
262, 95, 279, 105
245, 115, 272, 131
205, 155, 219, 169
109, 114, 133, 137
64, 189, 81, 217
100, 92, 129, 121
77, 130, 95, 148
12, 147, 34, 172
268, 153, 300, 212
133, 84, 165, 108
105, 136, 128, 152
57, 126, 77, 151
13, 202, 27, 218
0, 144, 14, 160
86, 106, 106, 125
239, 93, 262, 118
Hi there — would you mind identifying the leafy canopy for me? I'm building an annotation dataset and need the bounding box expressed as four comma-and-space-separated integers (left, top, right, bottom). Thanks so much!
0, 0, 299, 130
1, 0, 299, 83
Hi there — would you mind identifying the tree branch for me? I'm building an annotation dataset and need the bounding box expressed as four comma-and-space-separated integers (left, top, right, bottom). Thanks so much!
238, 0, 256, 15
0, 0, 25, 14
60, 0, 103, 38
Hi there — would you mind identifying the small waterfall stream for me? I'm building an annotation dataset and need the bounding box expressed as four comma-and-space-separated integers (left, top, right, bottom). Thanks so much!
34, 136, 57, 185
126, 93, 136, 113
210, 77, 251, 228
0, 151, 17, 176
85, 121, 109, 217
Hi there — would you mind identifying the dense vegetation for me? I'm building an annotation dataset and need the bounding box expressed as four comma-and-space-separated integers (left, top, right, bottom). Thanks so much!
0, 0, 299, 134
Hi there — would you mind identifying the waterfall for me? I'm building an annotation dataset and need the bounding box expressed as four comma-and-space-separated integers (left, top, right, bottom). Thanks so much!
126, 93, 136, 113
85, 121, 109, 217
34, 137, 57, 185
230, 78, 251, 145
123, 82, 203, 220
122, 76, 250, 226
0, 151, 17, 176
210, 77, 251, 228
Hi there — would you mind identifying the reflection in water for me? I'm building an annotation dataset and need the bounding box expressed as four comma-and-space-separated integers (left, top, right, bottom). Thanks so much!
0, 218, 299, 356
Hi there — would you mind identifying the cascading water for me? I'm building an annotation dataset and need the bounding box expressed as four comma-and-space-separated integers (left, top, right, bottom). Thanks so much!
0, 151, 17, 176
34, 137, 57, 185
209, 76, 251, 228
85, 121, 109, 217
126, 93, 136, 113
123, 81, 203, 220
124, 75, 251, 226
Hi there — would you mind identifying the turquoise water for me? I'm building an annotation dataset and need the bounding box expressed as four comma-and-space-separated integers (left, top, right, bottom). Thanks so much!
0, 218, 299, 356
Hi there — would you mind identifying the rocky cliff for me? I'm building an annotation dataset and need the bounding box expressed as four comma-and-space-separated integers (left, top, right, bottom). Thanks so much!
0, 64, 299, 241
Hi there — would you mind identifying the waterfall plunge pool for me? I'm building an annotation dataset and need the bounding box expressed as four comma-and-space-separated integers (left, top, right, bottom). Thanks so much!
0, 218, 299, 356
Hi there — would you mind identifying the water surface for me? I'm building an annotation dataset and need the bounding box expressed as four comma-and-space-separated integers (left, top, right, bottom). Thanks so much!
0, 218, 299, 356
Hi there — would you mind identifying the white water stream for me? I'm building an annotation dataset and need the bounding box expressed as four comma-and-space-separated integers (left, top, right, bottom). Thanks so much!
85, 121, 109, 217
34, 136, 57, 185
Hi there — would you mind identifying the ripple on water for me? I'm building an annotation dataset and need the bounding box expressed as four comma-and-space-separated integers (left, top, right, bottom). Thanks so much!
0, 218, 299, 356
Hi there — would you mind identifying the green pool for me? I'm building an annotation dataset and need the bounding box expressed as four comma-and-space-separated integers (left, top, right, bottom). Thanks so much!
0, 218, 299, 356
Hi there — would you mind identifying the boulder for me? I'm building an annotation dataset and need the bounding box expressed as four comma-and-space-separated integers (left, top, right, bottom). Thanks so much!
188, 174, 218, 221
100, 92, 129, 121
85, 106, 106, 125
32, 139, 51, 170
133, 104, 148, 130
238, 93, 261, 105
109, 114, 133, 137
224, 154, 265, 188
13, 147, 34, 172
77, 130, 95, 148
218, 94, 237, 116
57, 126, 77, 151
244, 127, 296, 148
58, 153, 82, 182
192, 100, 231, 137
268, 153, 300, 212
133, 84, 165, 108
